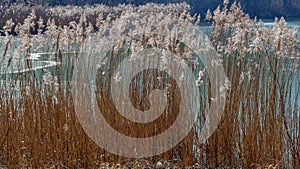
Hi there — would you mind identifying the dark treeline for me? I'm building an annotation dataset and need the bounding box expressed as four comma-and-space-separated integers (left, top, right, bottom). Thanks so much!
1, 0, 300, 19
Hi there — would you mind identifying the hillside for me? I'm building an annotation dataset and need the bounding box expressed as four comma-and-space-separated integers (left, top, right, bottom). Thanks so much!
1, 0, 300, 19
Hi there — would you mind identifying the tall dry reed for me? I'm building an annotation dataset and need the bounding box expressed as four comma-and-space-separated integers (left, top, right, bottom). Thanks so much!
0, 1, 299, 168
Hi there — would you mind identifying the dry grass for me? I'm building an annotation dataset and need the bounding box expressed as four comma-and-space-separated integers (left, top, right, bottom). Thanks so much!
0, 1, 299, 168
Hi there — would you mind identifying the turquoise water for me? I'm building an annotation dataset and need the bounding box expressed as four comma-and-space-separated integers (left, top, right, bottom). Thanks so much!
0, 19, 299, 108
1, 20, 299, 76
199, 19, 300, 37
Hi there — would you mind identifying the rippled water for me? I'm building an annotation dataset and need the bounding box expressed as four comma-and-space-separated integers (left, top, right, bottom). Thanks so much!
199, 19, 300, 36
0, 20, 299, 108
0, 53, 59, 74
0, 19, 299, 75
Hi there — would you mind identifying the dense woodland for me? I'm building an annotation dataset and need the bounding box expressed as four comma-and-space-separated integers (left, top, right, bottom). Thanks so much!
1, 0, 300, 19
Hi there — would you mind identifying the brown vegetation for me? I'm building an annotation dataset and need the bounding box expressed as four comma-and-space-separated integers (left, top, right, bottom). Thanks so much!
0, 1, 299, 168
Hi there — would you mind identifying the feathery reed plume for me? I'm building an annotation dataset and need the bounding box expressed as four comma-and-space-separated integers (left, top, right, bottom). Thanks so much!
0, 1, 299, 168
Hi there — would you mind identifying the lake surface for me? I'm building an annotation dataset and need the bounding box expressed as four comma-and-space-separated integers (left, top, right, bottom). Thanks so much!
1, 19, 299, 76
199, 18, 300, 36
0, 19, 299, 108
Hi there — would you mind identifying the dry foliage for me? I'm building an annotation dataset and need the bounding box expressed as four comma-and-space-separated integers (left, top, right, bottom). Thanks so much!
0, 1, 299, 168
